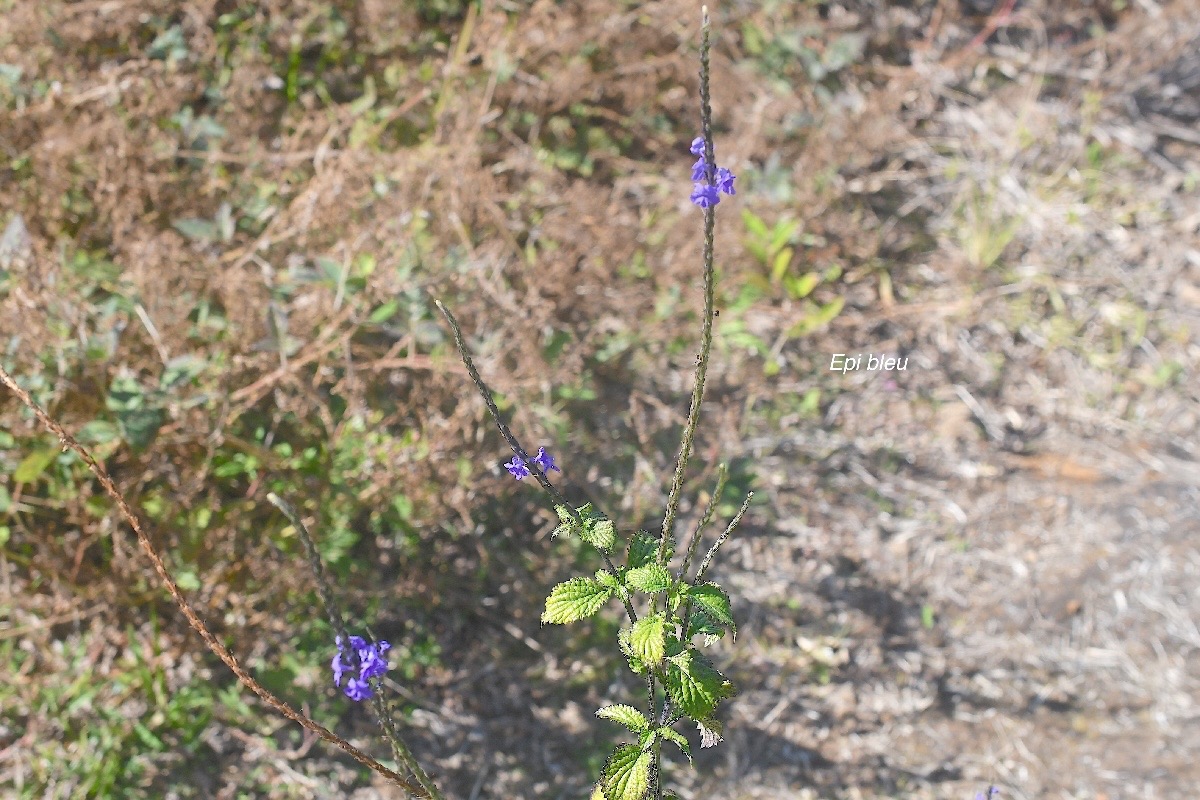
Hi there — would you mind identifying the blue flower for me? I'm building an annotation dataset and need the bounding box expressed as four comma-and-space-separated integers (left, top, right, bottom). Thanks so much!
715, 167, 736, 195
532, 446, 560, 473
690, 184, 720, 208
332, 635, 391, 702
504, 454, 531, 480
688, 135, 735, 208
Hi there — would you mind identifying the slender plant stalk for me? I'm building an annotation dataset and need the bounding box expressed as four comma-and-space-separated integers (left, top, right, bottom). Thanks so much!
267, 493, 444, 799
433, 297, 660, 730
653, 9, 718, 797
658, 6, 717, 568
0, 366, 430, 797
678, 463, 729, 580
679, 491, 753, 645
433, 299, 639, 621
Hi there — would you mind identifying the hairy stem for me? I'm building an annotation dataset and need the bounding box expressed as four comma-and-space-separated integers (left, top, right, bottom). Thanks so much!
658, 5, 717, 569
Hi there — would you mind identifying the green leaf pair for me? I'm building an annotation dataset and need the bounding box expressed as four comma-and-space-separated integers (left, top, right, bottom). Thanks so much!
596, 706, 693, 763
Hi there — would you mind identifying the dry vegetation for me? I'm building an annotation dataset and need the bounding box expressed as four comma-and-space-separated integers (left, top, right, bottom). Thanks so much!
1, 0, 1198, 798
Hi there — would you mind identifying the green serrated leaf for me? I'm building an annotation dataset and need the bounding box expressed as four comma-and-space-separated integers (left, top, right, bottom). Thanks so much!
629, 614, 667, 666
686, 582, 736, 636
626, 533, 658, 569
582, 516, 616, 552
667, 581, 687, 612
596, 704, 650, 733
657, 727, 692, 763
687, 611, 727, 644
618, 626, 648, 675
663, 649, 735, 720
541, 577, 613, 624
625, 563, 672, 593
602, 744, 651, 800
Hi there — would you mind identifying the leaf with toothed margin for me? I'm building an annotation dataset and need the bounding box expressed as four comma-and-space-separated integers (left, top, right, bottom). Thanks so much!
628, 613, 667, 666
600, 743, 651, 800
657, 727, 692, 763
662, 648, 735, 721
685, 582, 736, 637
625, 563, 672, 593
552, 504, 578, 539
596, 704, 650, 734
626, 532, 659, 569
541, 577, 613, 624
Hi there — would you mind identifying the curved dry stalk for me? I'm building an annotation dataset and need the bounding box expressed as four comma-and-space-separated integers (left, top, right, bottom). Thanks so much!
0, 365, 431, 798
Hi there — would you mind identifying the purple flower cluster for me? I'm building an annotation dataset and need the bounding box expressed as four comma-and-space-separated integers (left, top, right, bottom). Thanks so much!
331, 635, 391, 702
689, 136, 736, 208
505, 446, 560, 480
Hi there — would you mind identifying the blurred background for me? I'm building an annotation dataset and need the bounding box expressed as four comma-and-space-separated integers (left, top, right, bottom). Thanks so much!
1, 0, 1198, 797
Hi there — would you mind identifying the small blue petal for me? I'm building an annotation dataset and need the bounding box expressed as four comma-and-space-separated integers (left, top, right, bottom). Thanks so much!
690, 184, 720, 208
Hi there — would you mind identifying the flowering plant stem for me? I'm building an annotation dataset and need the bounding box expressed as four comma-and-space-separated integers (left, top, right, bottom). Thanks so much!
658, 7, 718, 571
435, 11, 747, 800
267, 493, 444, 799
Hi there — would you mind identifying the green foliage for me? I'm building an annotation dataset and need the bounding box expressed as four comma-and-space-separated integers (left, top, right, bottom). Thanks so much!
551, 502, 617, 553
599, 744, 652, 800
734, 209, 845, 374
596, 704, 650, 734
625, 533, 658, 570
684, 582, 736, 637
657, 727, 691, 762
661, 648, 735, 721
541, 577, 614, 624
627, 613, 667, 666
624, 563, 672, 594
1, 627, 217, 799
